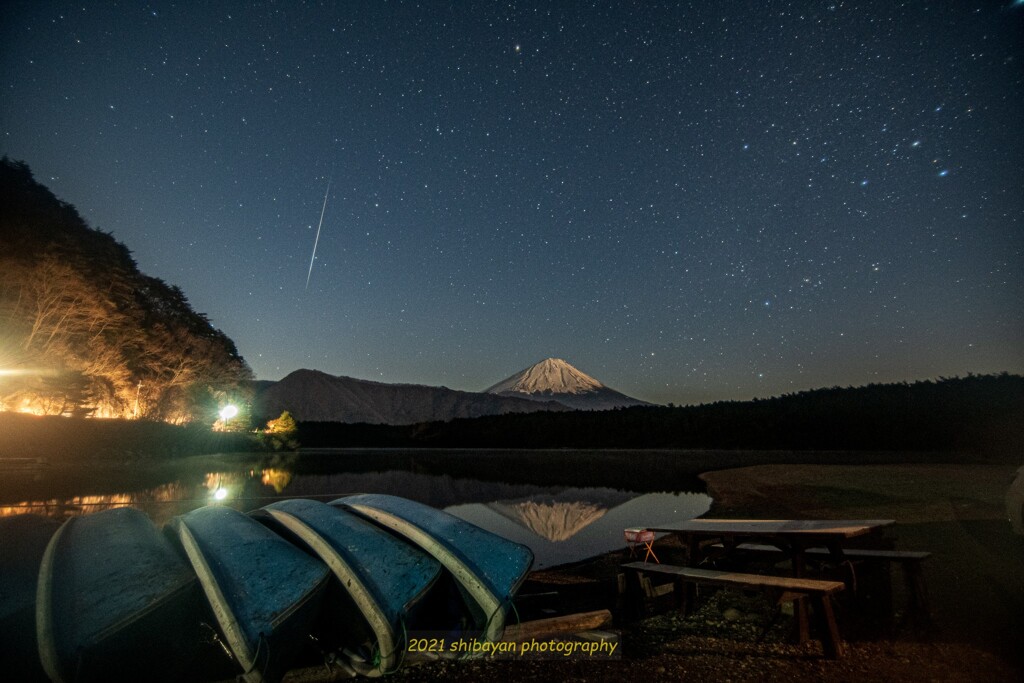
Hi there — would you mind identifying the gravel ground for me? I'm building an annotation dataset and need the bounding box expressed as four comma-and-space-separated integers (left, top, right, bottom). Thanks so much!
381, 577, 1019, 683
387, 637, 1017, 683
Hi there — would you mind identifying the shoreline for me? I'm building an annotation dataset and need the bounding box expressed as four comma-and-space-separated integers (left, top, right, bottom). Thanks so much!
4, 449, 1021, 680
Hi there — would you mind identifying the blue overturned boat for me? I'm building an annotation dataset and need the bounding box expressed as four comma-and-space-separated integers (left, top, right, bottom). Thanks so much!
256, 499, 444, 675
333, 493, 534, 643
166, 506, 331, 683
35, 507, 219, 683
0, 514, 59, 682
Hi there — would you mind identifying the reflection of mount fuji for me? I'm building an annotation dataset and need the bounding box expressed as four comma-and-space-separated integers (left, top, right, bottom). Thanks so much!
486, 489, 634, 542
450, 490, 711, 568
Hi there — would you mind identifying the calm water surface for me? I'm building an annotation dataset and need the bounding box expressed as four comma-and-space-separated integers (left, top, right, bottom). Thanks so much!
0, 450, 712, 568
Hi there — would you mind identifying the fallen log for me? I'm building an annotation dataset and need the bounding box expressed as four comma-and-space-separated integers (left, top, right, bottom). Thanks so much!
500, 609, 613, 642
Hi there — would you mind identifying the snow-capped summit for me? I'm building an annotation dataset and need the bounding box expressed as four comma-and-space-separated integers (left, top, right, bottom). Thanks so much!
485, 357, 604, 395
485, 358, 651, 410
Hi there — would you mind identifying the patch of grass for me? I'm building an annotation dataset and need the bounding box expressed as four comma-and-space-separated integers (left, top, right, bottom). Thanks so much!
800, 485, 908, 509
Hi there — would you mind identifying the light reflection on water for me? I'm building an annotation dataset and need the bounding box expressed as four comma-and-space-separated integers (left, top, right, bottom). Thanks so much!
0, 458, 711, 568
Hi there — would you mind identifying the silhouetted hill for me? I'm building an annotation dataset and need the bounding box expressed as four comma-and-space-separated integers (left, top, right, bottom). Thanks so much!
254, 368, 568, 424
298, 374, 1024, 455
0, 158, 251, 422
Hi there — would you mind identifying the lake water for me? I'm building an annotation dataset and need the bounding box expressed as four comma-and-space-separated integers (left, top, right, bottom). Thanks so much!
0, 449, 712, 569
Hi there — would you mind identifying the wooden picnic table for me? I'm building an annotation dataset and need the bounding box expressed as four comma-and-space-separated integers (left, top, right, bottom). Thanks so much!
643, 518, 896, 642
646, 518, 895, 564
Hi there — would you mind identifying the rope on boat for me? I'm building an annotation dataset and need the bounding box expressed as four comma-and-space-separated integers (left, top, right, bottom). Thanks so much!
452, 593, 520, 661
509, 599, 523, 631
368, 615, 409, 676
243, 632, 270, 681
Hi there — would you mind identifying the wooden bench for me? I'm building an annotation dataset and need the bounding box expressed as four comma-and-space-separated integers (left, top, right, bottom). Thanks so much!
709, 543, 931, 623
621, 561, 847, 658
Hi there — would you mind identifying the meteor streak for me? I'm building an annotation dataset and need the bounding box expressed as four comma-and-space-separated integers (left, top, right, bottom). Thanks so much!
305, 179, 331, 290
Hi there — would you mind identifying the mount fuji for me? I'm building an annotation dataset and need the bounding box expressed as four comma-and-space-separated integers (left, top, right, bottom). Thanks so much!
485, 358, 651, 411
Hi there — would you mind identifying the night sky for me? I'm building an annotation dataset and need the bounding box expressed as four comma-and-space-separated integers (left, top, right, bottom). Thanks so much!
2, 1, 1022, 405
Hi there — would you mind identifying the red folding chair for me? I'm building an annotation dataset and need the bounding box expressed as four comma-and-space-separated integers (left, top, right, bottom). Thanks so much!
624, 528, 659, 563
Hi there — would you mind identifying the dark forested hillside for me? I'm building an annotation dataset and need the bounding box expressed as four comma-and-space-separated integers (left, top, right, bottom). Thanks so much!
0, 158, 252, 422
298, 374, 1024, 454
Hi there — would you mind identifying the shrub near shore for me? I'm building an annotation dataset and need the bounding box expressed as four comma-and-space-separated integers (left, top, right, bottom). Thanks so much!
0, 412, 259, 462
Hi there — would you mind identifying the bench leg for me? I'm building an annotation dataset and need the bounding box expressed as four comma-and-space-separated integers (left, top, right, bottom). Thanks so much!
811, 594, 845, 659
777, 589, 806, 643
623, 571, 653, 621
672, 577, 692, 615
873, 560, 895, 634
792, 595, 812, 644
903, 562, 931, 627
790, 553, 812, 644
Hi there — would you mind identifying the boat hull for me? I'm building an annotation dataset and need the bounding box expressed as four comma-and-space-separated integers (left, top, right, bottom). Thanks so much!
257, 498, 444, 675
167, 505, 331, 683
35, 507, 217, 683
332, 493, 534, 643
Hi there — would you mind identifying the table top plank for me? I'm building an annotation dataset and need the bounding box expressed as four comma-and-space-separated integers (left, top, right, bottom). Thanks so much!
645, 518, 895, 538
621, 562, 846, 594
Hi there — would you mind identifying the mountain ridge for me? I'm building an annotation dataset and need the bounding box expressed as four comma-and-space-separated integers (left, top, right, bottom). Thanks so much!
254, 368, 568, 424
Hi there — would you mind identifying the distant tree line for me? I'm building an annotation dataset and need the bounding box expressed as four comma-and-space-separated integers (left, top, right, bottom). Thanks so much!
0, 158, 252, 422
298, 374, 1024, 454
0, 411, 257, 464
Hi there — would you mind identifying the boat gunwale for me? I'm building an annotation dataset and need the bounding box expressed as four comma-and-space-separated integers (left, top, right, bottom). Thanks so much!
265, 507, 400, 675
173, 517, 257, 675
34, 509, 203, 683
172, 507, 331, 682
36, 514, 70, 683
338, 499, 516, 643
